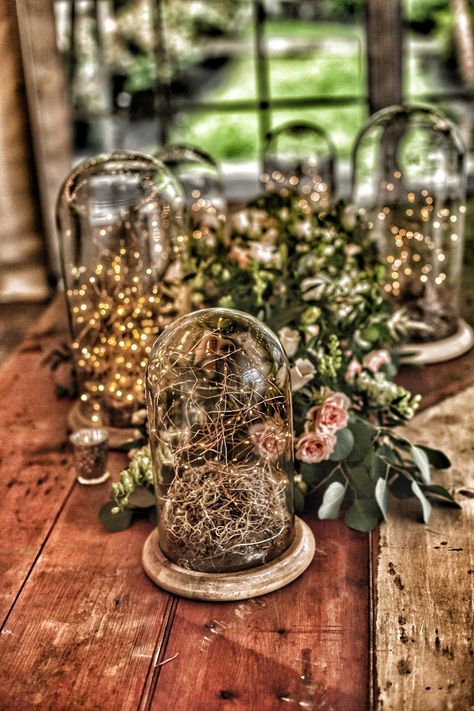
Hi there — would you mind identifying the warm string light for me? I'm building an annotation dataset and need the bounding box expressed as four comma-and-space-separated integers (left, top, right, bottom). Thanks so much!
148, 326, 293, 572
359, 170, 463, 340
68, 237, 184, 428
188, 188, 226, 250
261, 165, 331, 211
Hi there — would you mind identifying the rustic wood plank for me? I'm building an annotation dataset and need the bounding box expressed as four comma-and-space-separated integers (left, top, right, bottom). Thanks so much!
396, 345, 474, 412
375, 385, 474, 710
144, 517, 370, 711
0, 474, 173, 711
0, 298, 73, 621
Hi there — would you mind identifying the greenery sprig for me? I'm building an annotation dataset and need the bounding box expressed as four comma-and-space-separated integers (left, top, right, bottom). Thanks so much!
100, 192, 459, 533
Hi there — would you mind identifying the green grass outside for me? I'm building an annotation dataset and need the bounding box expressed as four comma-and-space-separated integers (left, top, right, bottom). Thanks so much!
171, 20, 367, 162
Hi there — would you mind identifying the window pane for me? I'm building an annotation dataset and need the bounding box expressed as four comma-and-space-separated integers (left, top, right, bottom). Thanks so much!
265, 5, 366, 100
163, 0, 257, 103
270, 105, 367, 162
403, 0, 473, 153
169, 110, 259, 162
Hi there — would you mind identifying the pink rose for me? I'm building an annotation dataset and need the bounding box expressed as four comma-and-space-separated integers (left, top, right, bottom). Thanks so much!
250, 421, 288, 461
363, 349, 391, 373
305, 391, 350, 434
345, 358, 362, 382
230, 245, 250, 269
295, 431, 336, 463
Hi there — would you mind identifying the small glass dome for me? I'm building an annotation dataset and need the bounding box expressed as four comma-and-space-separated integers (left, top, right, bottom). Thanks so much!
262, 121, 336, 211
146, 307, 295, 573
57, 150, 185, 429
352, 105, 466, 342
157, 144, 227, 253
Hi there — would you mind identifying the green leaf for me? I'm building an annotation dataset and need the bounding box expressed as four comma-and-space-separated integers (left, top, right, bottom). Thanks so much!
374, 455, 390, 480
411, 445, 431, 485
299, 461, 331, 486
127, 486, 156, 509
99, 502, 133, 532
329, 428, 355, 462
318, 482, 346, 520
423, 484, 460, 508
344, 498, 380, 532
351, 465, 375, 498
347, 419, 373, 464
375, 478, 389, 521
416, 445, 451, 470
390, 474, 414, 499
411, 481, 432, 523
294, 487, 305, 515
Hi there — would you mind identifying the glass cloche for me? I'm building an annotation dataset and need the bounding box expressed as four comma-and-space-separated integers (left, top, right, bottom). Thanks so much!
352, 105, 468, 349
146, 308, 295, 573
262, 121, 336, 211
57, 151, 186, 433
157, 144, 227, 254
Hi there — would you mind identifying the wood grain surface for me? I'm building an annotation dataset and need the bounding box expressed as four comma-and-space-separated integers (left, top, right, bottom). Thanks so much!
0, 298, 472, 711
375, 386, 474, 710
147, 517, 369, 711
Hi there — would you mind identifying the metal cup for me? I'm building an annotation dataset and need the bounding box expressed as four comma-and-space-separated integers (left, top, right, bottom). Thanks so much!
70, 428, 110, 485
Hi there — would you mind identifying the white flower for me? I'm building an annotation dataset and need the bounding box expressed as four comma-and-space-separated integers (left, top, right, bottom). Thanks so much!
304, 325, 320, 343
295, 220, 312, 239
232, 210, 250, 233
301, 276, 328, 301
249, 241, 279, 266
290, 358, 316, 391
278, 327, 301, 358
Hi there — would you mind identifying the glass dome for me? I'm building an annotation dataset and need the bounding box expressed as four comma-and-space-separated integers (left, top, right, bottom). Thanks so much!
57, 150, 186, 430
352, 105, 466, 342
157, 144, 227, 254
262, 121, 336, 211
146, 307, 295, 573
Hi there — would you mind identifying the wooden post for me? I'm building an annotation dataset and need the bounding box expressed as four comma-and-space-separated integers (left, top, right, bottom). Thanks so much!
365, 0, 403, 114
15, 0, 73, 278
0, 0, 49, 301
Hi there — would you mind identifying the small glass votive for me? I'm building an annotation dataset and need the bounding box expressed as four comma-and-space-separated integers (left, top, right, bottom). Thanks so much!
70, 428, 110, 485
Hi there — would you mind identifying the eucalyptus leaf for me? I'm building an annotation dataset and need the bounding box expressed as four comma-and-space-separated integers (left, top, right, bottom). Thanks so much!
329, 428, 354, 462
374, 455, 390, 480
375, 478, 389, 521
423, 484, 460, 508
344, 498, 380, 532
390, 474, 414, 499
127, 486, 156, 510
411, 445, 431, 485
416, 445, 451, 470
351, 465, 374, 498
99, 502, 133, 532
318, 481, 346, 520
347, 419, 373, 464
411, 480, 432, 523
294, 487, 305, 515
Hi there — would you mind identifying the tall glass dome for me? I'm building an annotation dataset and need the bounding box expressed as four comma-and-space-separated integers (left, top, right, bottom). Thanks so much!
57, 151, 186, 432
146, 308, 295, 573
352, 105, 467, 346
262, 121, 336, 211
157, 144, 227, 254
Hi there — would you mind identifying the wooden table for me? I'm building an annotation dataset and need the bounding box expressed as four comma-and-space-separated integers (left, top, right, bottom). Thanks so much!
0, 300, 473, 711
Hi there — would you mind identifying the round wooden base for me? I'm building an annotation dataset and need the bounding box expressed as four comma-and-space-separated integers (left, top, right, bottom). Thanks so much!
399, 319, 474, 365
68, 400, 140, 449
142, 517, 315, 601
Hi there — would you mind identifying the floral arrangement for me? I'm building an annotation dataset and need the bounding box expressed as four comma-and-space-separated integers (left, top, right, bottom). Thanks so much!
100, 192, 458, 533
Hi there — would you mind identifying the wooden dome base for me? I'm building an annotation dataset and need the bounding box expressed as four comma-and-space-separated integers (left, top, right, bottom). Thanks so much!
68, 400, 141, 449
142, 517, 315, 601
400, 319, 474, 365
